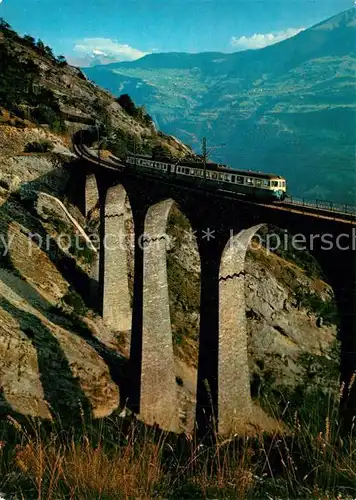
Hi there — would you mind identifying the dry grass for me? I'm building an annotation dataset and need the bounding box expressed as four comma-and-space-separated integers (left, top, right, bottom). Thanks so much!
0, 385, 356, 499
14, 434, 166, 499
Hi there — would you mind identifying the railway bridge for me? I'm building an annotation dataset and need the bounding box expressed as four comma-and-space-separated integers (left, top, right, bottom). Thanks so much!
71, 133, 356, 434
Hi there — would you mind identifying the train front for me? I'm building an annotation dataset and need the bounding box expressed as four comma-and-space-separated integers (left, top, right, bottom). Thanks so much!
270, 177, 287, 201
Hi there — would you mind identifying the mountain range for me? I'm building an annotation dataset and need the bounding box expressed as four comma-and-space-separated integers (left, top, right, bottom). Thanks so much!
83, 8, 356, 204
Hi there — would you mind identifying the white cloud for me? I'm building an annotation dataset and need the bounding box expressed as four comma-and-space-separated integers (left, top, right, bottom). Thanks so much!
231, 27, 304, 51
72, 37, 149, 66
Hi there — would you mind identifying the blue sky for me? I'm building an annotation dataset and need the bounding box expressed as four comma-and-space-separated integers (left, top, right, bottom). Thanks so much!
0, 0, 353, 65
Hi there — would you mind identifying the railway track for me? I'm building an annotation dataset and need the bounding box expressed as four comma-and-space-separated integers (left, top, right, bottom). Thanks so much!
73, 142, 356, 225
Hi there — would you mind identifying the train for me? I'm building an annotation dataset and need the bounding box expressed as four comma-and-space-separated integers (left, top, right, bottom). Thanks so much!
125, 153, 287, 202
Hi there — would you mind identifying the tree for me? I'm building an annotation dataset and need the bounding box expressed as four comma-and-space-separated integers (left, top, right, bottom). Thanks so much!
0, 18, 11, 31
36, 39, 46, 53
143, 112, 154, 127
56, 55, 67, 66
152, 143, 173, 160
23, 35, 36, 45
0, 44, 38, 110
116, 94, 137, 116
44, 45, 55, 59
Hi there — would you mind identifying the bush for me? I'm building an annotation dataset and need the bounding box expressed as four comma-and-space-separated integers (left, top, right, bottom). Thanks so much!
116, 93, 154, 127
24, 140, 54, 153
0, 30, 66, 131
23, 34, 36, 46
107, 128, 152, 158
56, 55, 68, 67
116, 93, 136, 116
152, 143, 174, 160
295, 285, 338, 325
61, 290, 87, 316
31, 104, 67, 133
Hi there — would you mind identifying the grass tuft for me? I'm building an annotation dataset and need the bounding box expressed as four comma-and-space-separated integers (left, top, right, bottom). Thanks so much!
0, 387, 355, 499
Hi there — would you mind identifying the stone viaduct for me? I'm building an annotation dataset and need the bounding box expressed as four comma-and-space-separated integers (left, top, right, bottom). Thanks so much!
71, 151, 356, 435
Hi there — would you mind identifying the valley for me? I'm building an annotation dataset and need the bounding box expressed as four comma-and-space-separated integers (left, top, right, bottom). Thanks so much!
84, 8, 356, 204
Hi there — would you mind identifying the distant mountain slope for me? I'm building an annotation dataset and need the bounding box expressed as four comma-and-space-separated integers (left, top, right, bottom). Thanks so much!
84, 8, 356, 204
0, 20, 191, 161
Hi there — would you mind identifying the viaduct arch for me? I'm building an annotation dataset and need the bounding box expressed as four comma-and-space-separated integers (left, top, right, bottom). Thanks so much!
81, 167, 356, 434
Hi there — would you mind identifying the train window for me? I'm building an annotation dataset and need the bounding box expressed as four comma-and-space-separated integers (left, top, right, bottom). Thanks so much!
225, 174, 232, 182
236, 176, 244, 184
271, 181, 278, 187
263, 180, 269, 187
246, 178, 254, 184
231, 175, 236, 183
190, 169, 195, 175
255, 179, 262, 187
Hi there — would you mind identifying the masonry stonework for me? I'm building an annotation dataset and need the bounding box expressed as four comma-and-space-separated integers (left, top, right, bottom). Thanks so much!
85, 174, 99, 217
102, 185, 132, 332
140, 199, 179, 431
218, 225, 264, 434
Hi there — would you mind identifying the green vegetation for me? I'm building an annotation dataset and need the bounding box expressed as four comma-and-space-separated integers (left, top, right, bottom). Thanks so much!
68, 239, 96, 267
0, 19, 67, 132
295, 285, 338, 325
24, 140, 54, 153
257, 225, 325, 279
116, 93, 154, 127
106, 127, 153, 157
61, 289, 88, 316
91, 97, 155, 157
